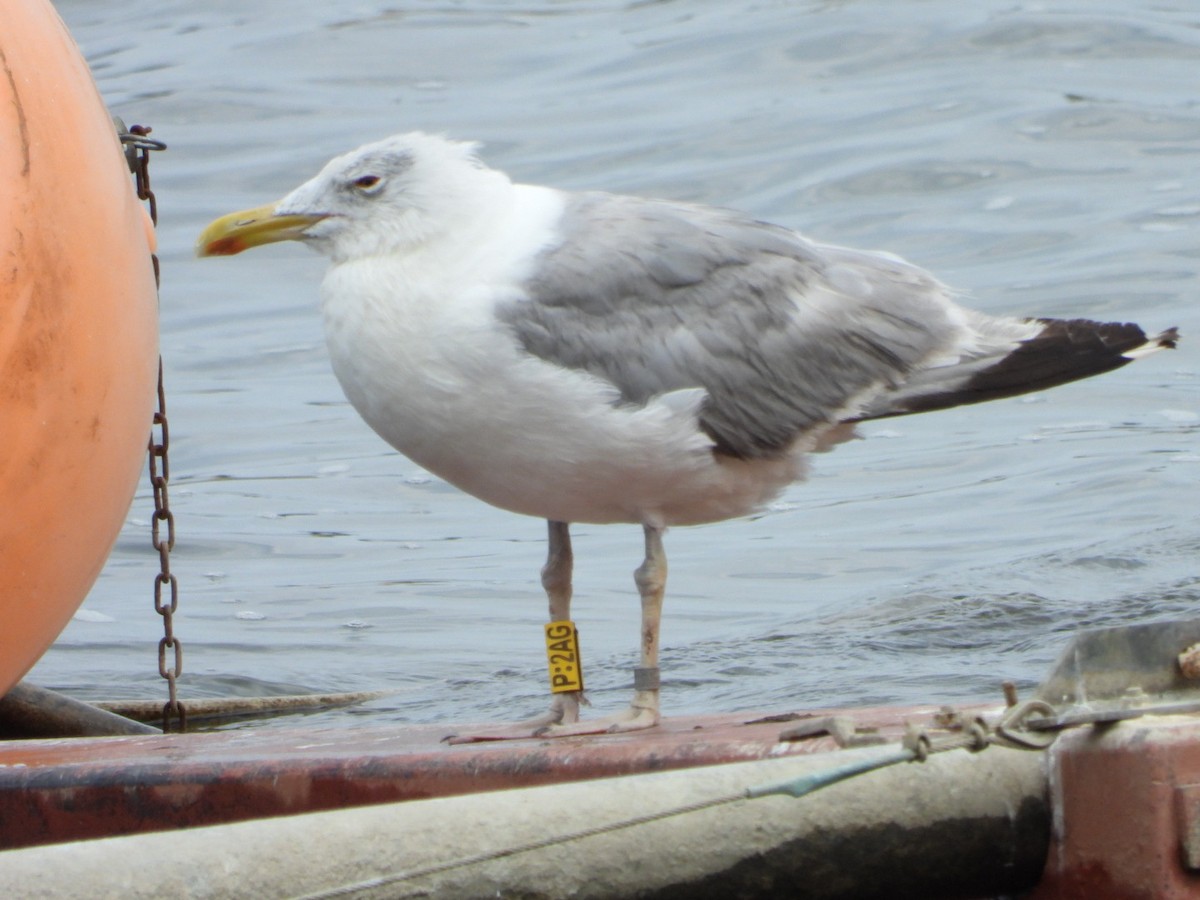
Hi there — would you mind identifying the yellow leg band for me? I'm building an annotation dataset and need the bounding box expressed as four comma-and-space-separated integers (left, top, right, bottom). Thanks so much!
545, 620, 584, 693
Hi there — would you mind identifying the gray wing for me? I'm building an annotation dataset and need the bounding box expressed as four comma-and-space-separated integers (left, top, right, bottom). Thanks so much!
497, 191, 963, 459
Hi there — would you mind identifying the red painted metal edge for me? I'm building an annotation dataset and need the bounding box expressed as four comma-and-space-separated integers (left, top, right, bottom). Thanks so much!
1030, 715, 1200, 899
0, 704, 961, 850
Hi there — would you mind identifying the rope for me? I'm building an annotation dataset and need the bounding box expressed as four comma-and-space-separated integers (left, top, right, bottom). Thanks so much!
292, 789, 747, 900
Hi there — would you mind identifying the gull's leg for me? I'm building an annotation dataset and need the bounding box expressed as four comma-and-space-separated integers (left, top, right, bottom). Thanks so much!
540, 523, 664, 736
537, 520, 582, 726
444, 520, 579, 742
625, 523, 665, 729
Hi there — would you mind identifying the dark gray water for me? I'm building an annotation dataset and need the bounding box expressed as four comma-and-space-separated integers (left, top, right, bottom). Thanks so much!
32, 0, 1199, 727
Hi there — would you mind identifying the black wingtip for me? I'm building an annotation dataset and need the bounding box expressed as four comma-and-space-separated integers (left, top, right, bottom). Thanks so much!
905, 318, 1174, 417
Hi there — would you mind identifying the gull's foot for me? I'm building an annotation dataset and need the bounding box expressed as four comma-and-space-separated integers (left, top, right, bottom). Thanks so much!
535, 699, 660, 737
534, 688, 660, 737
442, 691, 583, 744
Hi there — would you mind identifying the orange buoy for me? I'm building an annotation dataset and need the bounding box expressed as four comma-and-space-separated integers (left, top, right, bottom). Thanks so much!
0, 0, 159, 695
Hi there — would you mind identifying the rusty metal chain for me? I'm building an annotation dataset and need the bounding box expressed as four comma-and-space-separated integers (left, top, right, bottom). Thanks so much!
119, 121, 185, 733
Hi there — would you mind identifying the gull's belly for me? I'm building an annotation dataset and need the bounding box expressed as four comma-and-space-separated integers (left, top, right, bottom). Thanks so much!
322, 280, 802, 527
363, 381, 801, 527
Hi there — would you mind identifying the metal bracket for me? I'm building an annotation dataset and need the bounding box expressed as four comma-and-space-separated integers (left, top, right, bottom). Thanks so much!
1032, 617, 1200, 732
777, 715, 888, 748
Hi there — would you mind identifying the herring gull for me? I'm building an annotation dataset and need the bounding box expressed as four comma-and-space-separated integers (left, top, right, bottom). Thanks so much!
197, 132, 1177, 738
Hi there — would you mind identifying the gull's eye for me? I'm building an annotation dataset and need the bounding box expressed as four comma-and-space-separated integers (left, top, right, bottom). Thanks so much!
352, 174, 382, 192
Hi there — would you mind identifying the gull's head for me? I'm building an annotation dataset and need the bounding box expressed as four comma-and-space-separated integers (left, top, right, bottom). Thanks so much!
197, 132, 494, 263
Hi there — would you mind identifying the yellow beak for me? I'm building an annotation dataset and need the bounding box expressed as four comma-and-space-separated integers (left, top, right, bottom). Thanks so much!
195, 203, 327, 257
